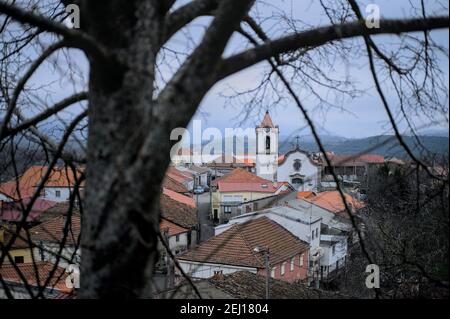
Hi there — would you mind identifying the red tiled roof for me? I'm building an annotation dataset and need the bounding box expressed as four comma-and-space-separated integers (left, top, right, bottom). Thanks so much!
0, 198, 58, 222
302, 191, 364, 216
326, 154, 385, 166
179, 216, 309, 268
213, 168, 283, 193
160, 191, 197, 229
297, 191, 316, 199
160, 218, 189, 237
1, 226, 31, 249
163, 188, 195, 208
0, 262, 71, 293
0, 166, 84, 200
163, 175, 189, 194
166, 167, 193, 184
258, 111, 275, 128
29, 213, 81, 245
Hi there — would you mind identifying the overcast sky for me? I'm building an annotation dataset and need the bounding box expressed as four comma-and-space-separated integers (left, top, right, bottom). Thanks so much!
16, 0, 450, 143
181, 0, 449, 139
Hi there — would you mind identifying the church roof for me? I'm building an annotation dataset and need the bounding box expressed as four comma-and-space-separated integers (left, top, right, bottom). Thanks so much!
212, 168, 284, 193
258, 111, 275, 128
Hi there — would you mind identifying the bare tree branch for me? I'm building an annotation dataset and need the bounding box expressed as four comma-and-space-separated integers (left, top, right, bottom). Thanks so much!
218, 16, 449, 81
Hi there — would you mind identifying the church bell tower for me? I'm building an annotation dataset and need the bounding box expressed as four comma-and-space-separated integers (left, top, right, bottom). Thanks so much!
255, 111, 279, 182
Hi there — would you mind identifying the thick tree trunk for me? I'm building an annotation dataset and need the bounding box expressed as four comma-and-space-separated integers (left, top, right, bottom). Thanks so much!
79, 1, 172, 298
78, 0, 255, 298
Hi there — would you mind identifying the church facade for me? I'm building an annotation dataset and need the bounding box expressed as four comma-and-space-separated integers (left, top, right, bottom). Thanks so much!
255, 112, 321, 191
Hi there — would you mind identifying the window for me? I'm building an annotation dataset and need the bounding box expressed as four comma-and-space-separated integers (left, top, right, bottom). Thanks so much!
175, 234, 180, 242
300, 254, 304, 267
14, 256, 24, 264
265, 136, 271, 152
55, 190, 61, 198
281, 262, 286, 276
290, 257, 295, 271
315, 228, 319, 238
223, 206, 232, 214
332, 245, 336, 255
293, 159, 302, 171
271, 267, 276, 278
311, 231, 315, 240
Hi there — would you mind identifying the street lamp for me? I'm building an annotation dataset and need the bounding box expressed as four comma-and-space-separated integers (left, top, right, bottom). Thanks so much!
254, 246, 270, 299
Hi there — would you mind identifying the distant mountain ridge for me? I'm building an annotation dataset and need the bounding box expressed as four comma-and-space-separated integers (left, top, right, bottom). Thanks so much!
280, 134, 449, 159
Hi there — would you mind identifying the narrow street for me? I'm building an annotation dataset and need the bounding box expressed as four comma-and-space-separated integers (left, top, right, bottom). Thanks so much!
194, 191, 215, 242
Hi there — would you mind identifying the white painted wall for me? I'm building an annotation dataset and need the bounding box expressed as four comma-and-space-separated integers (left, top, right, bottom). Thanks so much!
33, 243, 80, 268
320, 236, 347, 273
255, 127, 279, 182
278, 151, 320, 191
0, 194, 13, 202
42, 187, 75, 202
178, 260, 257, 279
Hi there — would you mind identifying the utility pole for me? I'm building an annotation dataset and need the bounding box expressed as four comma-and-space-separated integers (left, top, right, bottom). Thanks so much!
264, 249, 270, 300
164, 231, 174, 289
254, 246, 270, 299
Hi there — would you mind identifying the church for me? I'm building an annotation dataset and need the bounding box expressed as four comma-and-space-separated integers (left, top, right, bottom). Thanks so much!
255, 111, 321, 191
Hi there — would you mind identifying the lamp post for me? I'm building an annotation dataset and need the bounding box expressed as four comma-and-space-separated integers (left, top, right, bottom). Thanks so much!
254, 246, 270, 299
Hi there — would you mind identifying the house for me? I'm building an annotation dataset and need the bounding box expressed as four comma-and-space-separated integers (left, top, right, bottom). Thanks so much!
156, 218, 191, 271
160, 188, 198, 247
178, 216, 310, 283
295, 190, 365, 219
0, 198, 57, 223
166, 166, 195, 192
205, 154, 256, 179
287, 191, 365, 279
320, 153, 385, 190
163, 175, 190, 195
29, 213, 81, 268
0, 261, 74, 299
175, 165, 211, 189
0, 226, 34, 264
0, 166, 84, 203
277, 146, 322, 191
217, 190, 364, 282
157, 271, 345, 299
214, 204, 322, 284
211, 168, 292, 223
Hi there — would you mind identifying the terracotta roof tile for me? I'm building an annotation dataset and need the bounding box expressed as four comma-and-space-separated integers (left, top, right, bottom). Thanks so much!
258, 111, 275, 128
160, 218, 189, 237
163, 175, 189, 194
0, 261, 71, 292
29, 213, 81, 245
207, 271, 346, 299
166, 167, 194, 184
326, 154, 385, 166
0, 198, 58, 222
302, 191, 364, 216
1, 226, 31, 249
212, 168, 283, 193
0, 166, 84, 200
160, 191, 197, 229
179, 216, 309, 268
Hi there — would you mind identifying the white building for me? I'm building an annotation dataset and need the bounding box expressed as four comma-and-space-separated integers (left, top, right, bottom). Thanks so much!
255, 111, 279, 182
254, 112, 321, 191
277, 148, 321, 191
216, 198, 351, 280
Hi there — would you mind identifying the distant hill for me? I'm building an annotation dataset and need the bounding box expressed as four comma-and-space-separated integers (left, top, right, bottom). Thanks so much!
280, 135, 449, 159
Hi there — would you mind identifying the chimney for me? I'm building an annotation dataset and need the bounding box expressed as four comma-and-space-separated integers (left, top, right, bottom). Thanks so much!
211, 270, 224, 281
